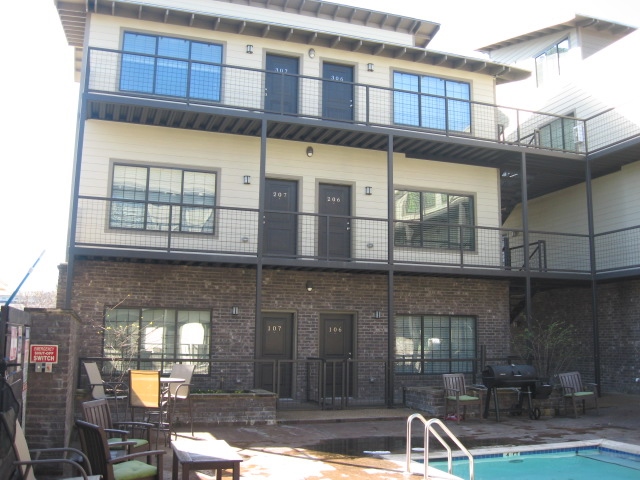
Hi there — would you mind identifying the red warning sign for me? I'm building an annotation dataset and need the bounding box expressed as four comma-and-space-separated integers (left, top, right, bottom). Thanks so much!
30, 345, 59, 364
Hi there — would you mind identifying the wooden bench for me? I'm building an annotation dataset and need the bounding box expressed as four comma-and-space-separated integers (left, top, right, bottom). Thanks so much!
171, 438, 242, 480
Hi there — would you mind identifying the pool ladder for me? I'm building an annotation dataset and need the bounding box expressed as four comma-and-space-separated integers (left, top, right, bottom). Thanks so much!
405, 413, 474, 480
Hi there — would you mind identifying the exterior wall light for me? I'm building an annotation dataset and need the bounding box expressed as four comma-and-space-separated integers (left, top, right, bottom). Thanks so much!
306, 146, 314, 157
243, 175, 251, 184
367, 63, 374, 72
374, 310, 382, 319
246, 45, 254, 54
308, 48, 316, 58
306, 281, 313, 292
365, 186, 372, 195
231, 306, 239, 315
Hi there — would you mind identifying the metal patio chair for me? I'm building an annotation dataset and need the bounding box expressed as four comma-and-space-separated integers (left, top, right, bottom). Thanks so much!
83, 362, 128, 421
128, 370, 168, 447
1, 409, 97, 480
164, 364, 195, 438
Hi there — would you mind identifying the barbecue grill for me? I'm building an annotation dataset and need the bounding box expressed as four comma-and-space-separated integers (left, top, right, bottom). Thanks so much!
482, 364, 549, 420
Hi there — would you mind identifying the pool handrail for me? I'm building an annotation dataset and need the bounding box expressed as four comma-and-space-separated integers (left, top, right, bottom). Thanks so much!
406, 413, 474, 480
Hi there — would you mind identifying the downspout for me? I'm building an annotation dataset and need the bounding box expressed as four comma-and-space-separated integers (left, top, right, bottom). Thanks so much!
520, 153, 532, 328
584, 147, 600, 392
386, 134, 395, 407
64, 20, 91, 310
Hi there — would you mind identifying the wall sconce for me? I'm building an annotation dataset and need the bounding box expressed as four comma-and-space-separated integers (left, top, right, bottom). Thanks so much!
243, 175, 251, 185
367, 63, 374, 72
308, 48, 316, 58
365, 186, 372, 195
374, 310, 381, 319
306, 146, 314, 157
231, 306, 239, 315
306, 281, 313, 292
246, 45, 253, 54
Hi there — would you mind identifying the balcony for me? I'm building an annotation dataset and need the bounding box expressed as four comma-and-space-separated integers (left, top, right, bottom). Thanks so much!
72, 196, 611, 279
85, 47, 592, 155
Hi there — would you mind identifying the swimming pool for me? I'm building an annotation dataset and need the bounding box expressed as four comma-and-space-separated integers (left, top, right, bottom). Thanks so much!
421, 440, 640, 480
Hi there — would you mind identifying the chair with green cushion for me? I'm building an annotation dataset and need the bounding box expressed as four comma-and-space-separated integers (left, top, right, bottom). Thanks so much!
558, 371, 599, 418
442, 373, 483, 424
1, 410, 98, 480
82, 399, 152, 461
75, 419, 164, 480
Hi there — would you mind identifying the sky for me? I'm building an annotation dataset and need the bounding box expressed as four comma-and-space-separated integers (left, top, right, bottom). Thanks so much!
0, 0, 638, 295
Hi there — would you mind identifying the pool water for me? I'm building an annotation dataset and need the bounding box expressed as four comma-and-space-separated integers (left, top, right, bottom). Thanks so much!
431, 448, 640, 480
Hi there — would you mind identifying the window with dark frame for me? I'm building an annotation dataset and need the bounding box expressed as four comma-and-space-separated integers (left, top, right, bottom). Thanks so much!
535, 38, 569, 87
103, 308, 211, 374
394, 189, 475, 250
537, 113, 577, 151
393, 72, 471, 132
394, 315, 476, 375
120, 32, 223, 101
109, 164, 216, 233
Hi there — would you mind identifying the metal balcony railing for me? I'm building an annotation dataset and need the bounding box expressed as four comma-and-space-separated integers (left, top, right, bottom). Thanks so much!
73, 195, 599, 274
85, 47, 592, 154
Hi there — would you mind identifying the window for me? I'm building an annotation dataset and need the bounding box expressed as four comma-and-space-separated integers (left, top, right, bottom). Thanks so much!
393, 73, 470, 132
535, 38, 569, 87
104, 308, 211, 373
537, 114, 576, 151
110, 165, 216, 233
395, 315, 476, 374
394, 190, 475, 249
120, 32, 223, 101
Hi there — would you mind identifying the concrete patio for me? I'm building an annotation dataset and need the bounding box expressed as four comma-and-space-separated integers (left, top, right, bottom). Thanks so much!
160, 393, 640, 479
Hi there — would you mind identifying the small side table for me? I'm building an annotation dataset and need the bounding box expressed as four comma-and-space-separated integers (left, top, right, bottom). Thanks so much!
171, 438, 242, 480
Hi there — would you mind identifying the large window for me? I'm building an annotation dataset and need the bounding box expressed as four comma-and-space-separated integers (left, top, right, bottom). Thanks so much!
538, 114, 577, 151
535, 38, 569, 87
393, 73, 470, 132
394, 190, 475, 250
395, 315, 476, 374
110, 165, 216, 233
120, 32, 223, 101
104, 308, 210, 373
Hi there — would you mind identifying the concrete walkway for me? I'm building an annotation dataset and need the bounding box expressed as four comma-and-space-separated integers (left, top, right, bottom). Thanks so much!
163, 393, 640, 479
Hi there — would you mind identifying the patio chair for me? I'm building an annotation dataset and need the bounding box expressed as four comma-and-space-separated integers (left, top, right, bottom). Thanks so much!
164, 364, 195, 438
83, 362, 128, 420
128, 370, 167, 447
81, 399, 152, 460
558, 371, 599, 418
442, 373, 483, 424
1, 409, 98, 480
75, 419, 164, 480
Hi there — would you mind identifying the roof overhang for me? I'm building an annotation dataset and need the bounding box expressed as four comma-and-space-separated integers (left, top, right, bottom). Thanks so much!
54, 0, 529, 84
477, 14, 637, 54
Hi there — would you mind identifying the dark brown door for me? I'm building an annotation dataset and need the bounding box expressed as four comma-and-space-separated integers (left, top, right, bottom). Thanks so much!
319, 314, 354, 398
264, 179, 298, 257
256, 313, 293, 398
322, 63, 354, 121
318, 184, 351, 260
265, 54, 299, 114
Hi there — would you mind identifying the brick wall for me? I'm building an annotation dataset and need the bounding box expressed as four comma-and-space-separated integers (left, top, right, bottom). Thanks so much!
529, 280, 640, 394
58, 260, 511, 405
24, 309, 83, 450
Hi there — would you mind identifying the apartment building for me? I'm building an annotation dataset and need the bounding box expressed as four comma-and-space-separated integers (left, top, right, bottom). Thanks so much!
53, 0, 640, 407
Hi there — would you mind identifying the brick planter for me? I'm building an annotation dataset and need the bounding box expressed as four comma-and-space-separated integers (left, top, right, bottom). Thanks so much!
173, 389, 277, 427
